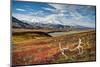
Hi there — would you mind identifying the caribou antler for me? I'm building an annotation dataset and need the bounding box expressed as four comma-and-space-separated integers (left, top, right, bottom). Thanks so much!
58, 38, 84, 59
59, 42, 68, 59
69, 38, 83, 55
77, 38, 83, 54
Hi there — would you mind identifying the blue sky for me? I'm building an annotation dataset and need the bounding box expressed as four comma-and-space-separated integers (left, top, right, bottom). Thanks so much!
12, 1, 96, 28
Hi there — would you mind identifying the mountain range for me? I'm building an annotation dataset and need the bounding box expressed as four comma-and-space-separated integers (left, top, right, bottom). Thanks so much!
12, 16, 93, 31
12, 17, 33, 28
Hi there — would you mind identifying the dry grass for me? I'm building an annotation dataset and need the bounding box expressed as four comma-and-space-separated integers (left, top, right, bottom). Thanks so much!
12, 29, 96, 65
12, 32, 51, 44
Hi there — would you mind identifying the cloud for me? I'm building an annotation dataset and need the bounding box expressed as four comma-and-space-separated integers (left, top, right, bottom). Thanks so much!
12, 13, 47, 23
48, 3, 95, 28
13, 2, 95, 28
43, 7, 55, 11
13, 11, 95, 28
49, 4, 67, 10
16, 8, 26, 11
32, 11, 44, 16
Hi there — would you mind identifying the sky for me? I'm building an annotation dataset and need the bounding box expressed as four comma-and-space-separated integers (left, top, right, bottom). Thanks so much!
12, 0, 96, 28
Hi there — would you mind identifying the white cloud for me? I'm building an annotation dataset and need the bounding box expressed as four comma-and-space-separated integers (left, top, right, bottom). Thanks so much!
16, 8, 26, 11
49, 4, 81, 17
43, 8, 55, 11
12, 13, 47, 23
48, 3, 95, 28
49, 4, 67, 9
13, 4, 95, 28
12, 12, 95, 28
12, 13, 33, 22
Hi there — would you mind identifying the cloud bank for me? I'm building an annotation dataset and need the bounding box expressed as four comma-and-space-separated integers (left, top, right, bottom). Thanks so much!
12, 1, 96, 28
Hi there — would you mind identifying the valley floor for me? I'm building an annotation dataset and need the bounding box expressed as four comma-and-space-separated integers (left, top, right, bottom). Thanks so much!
12, 29, 96, 66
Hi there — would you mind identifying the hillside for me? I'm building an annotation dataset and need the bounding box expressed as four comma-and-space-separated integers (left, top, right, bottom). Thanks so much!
12, 30, 96, 65
12, 16, 93, 31
12, 17, 33, 28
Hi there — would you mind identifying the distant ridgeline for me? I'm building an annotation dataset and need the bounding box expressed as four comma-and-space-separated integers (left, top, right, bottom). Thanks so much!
12, 17, 93, 31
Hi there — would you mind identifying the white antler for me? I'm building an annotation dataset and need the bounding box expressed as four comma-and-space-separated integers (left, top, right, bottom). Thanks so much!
58, 38, 84, 59
77, 38, 83, 54
68, 38, 83, 54
59, 42, 68, 59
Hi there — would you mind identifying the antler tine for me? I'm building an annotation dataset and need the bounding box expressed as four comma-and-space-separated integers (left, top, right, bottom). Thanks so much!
58, 42, 68, 59
77, 38, 84, 55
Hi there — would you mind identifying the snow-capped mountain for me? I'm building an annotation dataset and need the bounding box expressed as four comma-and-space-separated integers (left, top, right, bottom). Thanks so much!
12, 17, 33, 28
12, 16, 72, 31
12, 16, 93, 32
